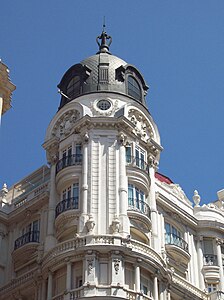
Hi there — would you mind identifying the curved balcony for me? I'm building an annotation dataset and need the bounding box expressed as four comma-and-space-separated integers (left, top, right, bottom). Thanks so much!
128, 197, 151, 231
128, 197, 150, 218
56, 154, 82, 174
165, 233, 190, 264
55, 197, 79, 218
14, 231, 40, 250
203, 254, 220, 281
126, 155, 149, 175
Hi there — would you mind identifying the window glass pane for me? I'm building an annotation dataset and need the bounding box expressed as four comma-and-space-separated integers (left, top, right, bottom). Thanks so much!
128, 76, 141, 101
126, 146, 131, 163
67, 76, 80, 98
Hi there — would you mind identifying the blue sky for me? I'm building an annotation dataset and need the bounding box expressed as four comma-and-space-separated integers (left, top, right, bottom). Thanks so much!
1, 1, 224, 205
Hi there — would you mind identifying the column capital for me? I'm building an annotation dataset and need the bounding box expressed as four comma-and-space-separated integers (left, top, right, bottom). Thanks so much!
117, 132, 127, 146
216, 238, 223, 246
195, 235, 203, 242
81, 131, 89, 144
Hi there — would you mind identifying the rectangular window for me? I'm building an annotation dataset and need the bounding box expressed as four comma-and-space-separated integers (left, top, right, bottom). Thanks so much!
126, 146, 132, 163
135, 146, 145, 170
128, 184, 134, 206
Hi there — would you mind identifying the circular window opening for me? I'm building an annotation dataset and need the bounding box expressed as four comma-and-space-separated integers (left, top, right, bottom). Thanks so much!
97, 100, 111, 111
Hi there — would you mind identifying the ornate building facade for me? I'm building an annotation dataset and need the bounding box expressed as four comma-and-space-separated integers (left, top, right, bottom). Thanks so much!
0, 30, 223, 300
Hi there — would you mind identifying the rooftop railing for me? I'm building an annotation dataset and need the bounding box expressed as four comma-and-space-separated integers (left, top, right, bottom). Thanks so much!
55, 197, 79, 218
128, 197, 151, 218
14, 230, 40, 250
56, 154, 82, 174
165, 232, 189, 252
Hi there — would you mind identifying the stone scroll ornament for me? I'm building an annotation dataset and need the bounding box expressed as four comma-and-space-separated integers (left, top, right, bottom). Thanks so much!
52, 109, 80, 139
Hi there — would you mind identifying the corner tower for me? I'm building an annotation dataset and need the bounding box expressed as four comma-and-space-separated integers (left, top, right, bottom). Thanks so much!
43, 29, 164, 299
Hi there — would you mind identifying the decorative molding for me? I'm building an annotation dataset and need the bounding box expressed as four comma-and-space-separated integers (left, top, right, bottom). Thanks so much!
113, 258, 120, 275
52, 109, 80, 139
87, 258, 94, 275
128, 108, 154, 142
91, 98, 118, 116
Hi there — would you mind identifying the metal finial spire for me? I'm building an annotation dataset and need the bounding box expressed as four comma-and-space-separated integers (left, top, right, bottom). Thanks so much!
96, 18, 112, 54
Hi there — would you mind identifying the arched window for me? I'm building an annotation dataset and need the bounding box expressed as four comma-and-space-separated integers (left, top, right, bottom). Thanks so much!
67, 75, 81, 98
127, 76, 142, 101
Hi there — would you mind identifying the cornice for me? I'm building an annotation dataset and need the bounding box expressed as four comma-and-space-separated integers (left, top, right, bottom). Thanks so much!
156, 192, 198, 227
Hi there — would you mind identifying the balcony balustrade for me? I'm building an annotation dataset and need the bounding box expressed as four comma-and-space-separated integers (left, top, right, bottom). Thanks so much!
128, 197, 151, 218
165, 233, 189, 252
203, 254, 218, 266
55, 197, 79, 218
14, 231, 40, 250
126, 155, 149, 174
56, 154, 82, 174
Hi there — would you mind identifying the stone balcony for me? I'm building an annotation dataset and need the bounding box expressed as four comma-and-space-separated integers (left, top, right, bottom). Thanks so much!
56, 154, 82, 174
203, 254, 220, 282
165, 233, 190, 264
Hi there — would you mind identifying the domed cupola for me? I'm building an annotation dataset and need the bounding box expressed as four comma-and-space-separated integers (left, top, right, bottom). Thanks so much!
57, 27, 149, 109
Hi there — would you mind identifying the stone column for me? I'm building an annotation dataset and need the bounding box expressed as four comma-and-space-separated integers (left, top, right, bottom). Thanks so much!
216, 239, 224, 291
66, 260, 72, 291
41, 279, 47, 300
118, 133, 129, 236
148, 157, 158, 250
196, 236, 205, 290
167, 287, 171, 300
153, 274, 158, 300
134, 264, 141, 293
45, 163, 57, 251
47, 271, 53, 300
79, 133, 89, 233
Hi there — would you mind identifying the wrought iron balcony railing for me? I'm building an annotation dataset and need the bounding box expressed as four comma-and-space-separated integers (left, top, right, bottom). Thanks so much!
126, 155, 149, 174
165, 232, 189, 252
203, 254, 218, 266
56, 154, 82, 174
128, 197, 151, 218
14, 230, 40, 250
55, 197, 79, 218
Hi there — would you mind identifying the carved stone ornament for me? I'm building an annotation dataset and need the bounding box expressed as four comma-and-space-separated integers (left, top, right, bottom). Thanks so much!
91, 98, 118, 116
111, 216, 120, 234
87, 258, 94, 274
86, 215, 95, 233
128, 109, 154, 142
52, 109, 80, 139
114, 259, 120, 275
1, 183, 8, 202
46, 141, 59, 165
193, 190, 201, 207
168, 183, 192, 205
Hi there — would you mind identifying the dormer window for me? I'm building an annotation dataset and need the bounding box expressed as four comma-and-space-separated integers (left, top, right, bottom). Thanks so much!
127, 76, 142, 102
67, 75, 81, 99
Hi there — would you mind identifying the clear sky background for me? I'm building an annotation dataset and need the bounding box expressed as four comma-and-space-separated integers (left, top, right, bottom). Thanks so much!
1, 1, 224, 205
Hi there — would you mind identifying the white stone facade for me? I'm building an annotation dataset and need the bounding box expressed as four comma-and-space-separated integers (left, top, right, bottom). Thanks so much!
0, 37, 223, 300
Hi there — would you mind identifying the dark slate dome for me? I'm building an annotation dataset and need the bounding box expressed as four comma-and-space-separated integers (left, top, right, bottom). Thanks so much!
58, 29, 148, 110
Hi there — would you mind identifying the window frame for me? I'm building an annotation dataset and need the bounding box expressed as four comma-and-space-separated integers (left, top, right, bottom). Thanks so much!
127, 75, 142, 102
